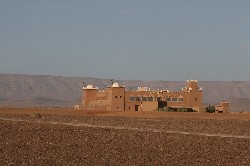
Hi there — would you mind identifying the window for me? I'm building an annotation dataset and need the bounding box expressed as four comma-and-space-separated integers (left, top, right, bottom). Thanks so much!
167, 98, 171, 101
115, 96, 118, 98
120, 96, 122, 98
148, 97, 153, 101
129, 97, 135, 101
195, 98, 198, 102
172, 98, 177, 102
135, 105, 139, 111
157, 97, 161, 101
177, 98, 184, 102
135, 97, 140, 101
142, 97, 147, 101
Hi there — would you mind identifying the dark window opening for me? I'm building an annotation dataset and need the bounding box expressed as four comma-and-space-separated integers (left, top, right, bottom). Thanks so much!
177, 98, 184, 102
195, 98, 197, 102
148, 97, 153, 101
130, 97, 135, 101
135, 97, 140, 101
135, 105, 139, 111
172, 98, 177, 102
142, 97, 147, 101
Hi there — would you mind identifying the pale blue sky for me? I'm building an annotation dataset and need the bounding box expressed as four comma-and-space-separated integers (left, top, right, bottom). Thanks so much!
0, 0, 250, 81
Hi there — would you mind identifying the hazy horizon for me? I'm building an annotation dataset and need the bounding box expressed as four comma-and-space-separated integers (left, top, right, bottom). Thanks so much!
1, 1, 250, 81
2, 72, 250, 82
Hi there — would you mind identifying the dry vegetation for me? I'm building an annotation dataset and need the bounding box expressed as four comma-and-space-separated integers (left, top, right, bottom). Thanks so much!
0, 108, 250, 165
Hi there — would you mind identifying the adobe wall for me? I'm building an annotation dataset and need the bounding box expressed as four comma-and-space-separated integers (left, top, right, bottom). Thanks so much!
107, 87, 125, 111
82, 80, 204, 112
86, 100, 109, 110
125, 88, 202, 110
96, 91, 108, 100
141, 101, 159, 111
82, 89, 98, 106
125, 101, 159, 111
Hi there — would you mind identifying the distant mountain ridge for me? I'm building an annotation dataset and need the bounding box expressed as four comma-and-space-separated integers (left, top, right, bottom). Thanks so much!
0, 73, 250, 112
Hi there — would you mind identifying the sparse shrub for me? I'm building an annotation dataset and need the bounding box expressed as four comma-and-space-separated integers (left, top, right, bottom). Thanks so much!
186, 108, 195, 112
172, 108, 178, 112
30, 112, 42, 118
162, 106, 169, 112
206, 105, 215, 113
168, 107, 174, 112
178, 107, 187, 112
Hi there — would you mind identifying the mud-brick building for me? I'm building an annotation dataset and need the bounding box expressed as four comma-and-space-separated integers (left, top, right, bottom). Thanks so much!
82, 80, 204, 112
215, 101, 230, 113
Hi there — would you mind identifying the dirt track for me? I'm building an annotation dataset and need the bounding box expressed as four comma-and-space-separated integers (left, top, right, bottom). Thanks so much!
0, 108, 250, 165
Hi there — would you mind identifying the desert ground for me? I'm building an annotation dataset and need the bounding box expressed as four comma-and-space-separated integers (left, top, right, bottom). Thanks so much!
0, 108, 250, 165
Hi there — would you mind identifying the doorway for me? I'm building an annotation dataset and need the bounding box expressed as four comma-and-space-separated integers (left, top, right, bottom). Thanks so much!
135, 105, 139, 111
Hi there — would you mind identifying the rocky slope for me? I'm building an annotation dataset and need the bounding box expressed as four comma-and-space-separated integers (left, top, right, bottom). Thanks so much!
0, 74, 250, 111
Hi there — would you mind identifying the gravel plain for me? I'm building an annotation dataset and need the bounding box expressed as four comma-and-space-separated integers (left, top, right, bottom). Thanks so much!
0, 108, 250, 165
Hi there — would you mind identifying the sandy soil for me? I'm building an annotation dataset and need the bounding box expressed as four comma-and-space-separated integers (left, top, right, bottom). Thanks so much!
0, 108, 250, 165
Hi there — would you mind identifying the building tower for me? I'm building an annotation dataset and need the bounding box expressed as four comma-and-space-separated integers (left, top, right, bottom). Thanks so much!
185, 80, 203, 112
82, 85, 98, 109
107, 82, 125, 111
